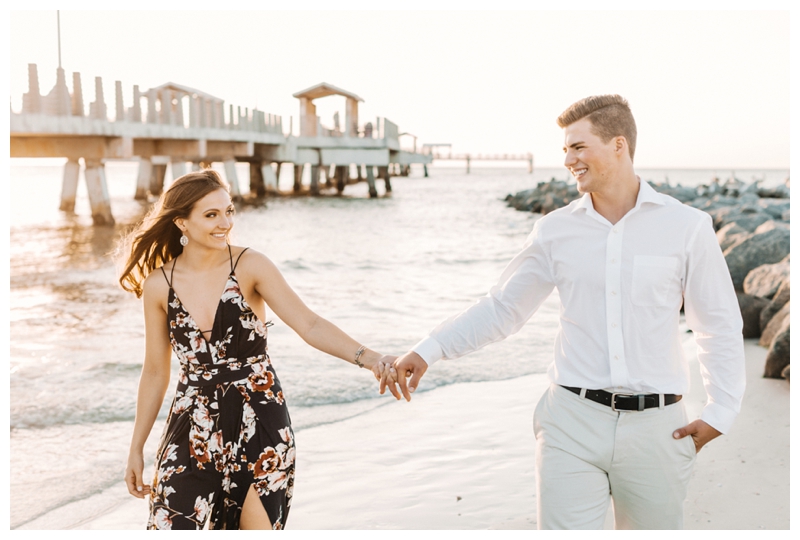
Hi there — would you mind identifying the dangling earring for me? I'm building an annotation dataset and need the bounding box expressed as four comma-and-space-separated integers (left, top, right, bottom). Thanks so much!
180, 234, 189, 246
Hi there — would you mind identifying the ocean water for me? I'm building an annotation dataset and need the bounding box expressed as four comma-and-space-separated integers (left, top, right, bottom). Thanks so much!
8, 161, 788, 528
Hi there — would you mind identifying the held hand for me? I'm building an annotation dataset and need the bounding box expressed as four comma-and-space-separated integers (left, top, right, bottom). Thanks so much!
378, 356, 401, 400
125, 451, 151, 499
389, 351, 428, 402
370, 355, 398, 395
362, 354, 396, 374
672, 419, 722, 453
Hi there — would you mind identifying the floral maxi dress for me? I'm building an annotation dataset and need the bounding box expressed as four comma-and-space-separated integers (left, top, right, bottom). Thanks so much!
148, 247, 295, 530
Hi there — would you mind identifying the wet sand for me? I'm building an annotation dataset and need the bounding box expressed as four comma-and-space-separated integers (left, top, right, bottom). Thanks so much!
27, 339, 788, 530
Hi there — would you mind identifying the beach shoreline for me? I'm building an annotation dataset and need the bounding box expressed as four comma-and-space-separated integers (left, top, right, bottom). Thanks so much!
19, 338, 788, 531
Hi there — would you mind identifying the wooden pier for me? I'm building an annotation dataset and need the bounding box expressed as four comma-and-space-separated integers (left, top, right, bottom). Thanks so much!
10, 65, 432, 225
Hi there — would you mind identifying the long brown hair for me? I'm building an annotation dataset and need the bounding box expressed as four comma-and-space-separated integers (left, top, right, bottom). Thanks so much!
118, 169, 230, 297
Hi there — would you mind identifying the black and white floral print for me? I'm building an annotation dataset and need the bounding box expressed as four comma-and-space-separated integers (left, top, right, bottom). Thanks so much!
149, 253, 294, 530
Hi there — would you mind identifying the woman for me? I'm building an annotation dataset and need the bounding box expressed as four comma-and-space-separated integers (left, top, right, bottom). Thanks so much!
119, 169, 394, 530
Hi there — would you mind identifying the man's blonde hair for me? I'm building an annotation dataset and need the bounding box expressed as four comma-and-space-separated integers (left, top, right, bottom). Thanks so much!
557, 94, 637, 161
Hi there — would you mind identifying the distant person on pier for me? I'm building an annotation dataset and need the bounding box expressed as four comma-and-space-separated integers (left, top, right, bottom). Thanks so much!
379, 94, 745, 529
118, 169, 394, 530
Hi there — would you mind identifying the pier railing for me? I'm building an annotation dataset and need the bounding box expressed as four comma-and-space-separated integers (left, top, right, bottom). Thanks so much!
18, 63, 284, 135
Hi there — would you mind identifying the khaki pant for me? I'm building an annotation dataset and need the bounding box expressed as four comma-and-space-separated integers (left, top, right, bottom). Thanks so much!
533, 384, 697, 529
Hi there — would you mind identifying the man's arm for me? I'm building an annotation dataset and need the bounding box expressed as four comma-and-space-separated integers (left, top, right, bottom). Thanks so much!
676, 213, 746, 450
384, 218, 557, 401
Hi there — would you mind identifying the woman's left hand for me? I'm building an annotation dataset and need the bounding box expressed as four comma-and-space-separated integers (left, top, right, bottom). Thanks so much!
368, 355, 398, 384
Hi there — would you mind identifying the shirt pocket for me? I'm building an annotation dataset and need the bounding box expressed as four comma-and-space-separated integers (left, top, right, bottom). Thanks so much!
631, 255, 681, 307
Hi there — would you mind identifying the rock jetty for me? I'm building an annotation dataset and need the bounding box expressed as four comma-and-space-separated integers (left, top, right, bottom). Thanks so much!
505, 174, 791, 382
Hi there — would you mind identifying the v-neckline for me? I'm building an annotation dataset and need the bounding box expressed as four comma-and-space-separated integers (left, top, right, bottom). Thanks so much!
170, 272, 235, 348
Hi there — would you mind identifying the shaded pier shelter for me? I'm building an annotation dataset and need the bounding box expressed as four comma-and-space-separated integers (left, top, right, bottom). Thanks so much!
294, 82, 363, 137
289, 82, 430, 196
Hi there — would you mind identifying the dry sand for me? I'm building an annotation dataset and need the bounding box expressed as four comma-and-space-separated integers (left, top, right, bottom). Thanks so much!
22, 338, 789, 530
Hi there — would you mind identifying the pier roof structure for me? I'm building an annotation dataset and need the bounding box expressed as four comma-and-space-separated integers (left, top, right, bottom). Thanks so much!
292, 82, 364, 102
147, 82, 223, 102
293, 82, 365, 138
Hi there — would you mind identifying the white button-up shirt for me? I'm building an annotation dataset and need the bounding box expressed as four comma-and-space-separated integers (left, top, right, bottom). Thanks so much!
413, 179, 745, 434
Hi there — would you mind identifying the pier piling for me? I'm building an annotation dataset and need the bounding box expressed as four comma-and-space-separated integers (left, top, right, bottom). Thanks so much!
223, 159, 242, 199
366, 166, 378, 198
171, 161, 188, 180
378, 166, 392, 193
262, 162, 278, 193
135, 158, 152, 200
84, 160, 115, 225
310, 165, 320, 195
293, 164, 304, 193
335, 165, 346, 193
249, 162, 266, 197
150, 163, 167, 196
59, 158, 80, 212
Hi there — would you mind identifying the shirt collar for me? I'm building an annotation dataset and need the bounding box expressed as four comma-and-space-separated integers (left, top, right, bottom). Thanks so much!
635, 177, 666, 207
571, 176, 666, 214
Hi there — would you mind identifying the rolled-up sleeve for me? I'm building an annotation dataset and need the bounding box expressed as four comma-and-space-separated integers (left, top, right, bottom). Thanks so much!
683, 214, 746, 434
413, 218, 556, 366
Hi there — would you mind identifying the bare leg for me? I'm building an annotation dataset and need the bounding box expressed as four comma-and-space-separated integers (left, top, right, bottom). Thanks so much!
239, 484, 273, 530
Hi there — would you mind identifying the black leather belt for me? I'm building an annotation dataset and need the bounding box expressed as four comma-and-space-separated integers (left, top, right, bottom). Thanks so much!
561, 386, 681, 411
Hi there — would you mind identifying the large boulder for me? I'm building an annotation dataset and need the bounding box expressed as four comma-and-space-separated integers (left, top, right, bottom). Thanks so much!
759, 301, 790, 348
761, 279, 790, 332
694, 194, 743, 214
648, 182, 699, 203
756, 183, 790, 199
716, 222, 750, 252
723, 225, 790, 291
707, 205, 773, 232
755, 220, 790, 233
743, 254, 790, 300
757, 198, 791, 220
506, 179, 579, 214
737, 293, 770, 338
764, 327, 790, 379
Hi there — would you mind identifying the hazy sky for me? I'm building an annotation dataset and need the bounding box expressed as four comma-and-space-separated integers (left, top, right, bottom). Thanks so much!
8, 7, 792, 168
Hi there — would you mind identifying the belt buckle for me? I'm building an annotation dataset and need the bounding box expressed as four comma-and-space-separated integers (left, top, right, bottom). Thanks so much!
610, 392, 635, 412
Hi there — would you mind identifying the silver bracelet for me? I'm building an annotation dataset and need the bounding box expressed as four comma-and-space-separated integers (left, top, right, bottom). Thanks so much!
354, 345, 366, 368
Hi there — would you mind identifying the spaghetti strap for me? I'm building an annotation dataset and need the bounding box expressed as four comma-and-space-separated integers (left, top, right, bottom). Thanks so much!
161, 265, 173, 288
169, 257, 177, 287
232, 247, 249, 273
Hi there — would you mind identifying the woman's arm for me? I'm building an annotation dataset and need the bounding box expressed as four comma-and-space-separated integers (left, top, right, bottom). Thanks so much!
246, 250, 389, 372
124, 274, 173, 498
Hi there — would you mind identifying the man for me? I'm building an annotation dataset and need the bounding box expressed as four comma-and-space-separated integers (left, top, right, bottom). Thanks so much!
381, 95, 745, 529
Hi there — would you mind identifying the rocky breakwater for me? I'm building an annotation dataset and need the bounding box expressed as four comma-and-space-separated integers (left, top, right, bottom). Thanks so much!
506, 176, 791, 382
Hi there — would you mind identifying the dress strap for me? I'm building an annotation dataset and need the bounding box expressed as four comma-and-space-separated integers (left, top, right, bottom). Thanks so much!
160, 266, 171, 288
161, 258, 176, 288
170, 257, 177, 287
232, 247, 250, 272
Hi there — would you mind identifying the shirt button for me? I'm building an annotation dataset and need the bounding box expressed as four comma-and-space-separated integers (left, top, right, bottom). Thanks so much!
613, 228, 619, 233
611, 258, 616, 263
611, 290, 617, 296
614, 355, 619, 360
612, 323, 617, 328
